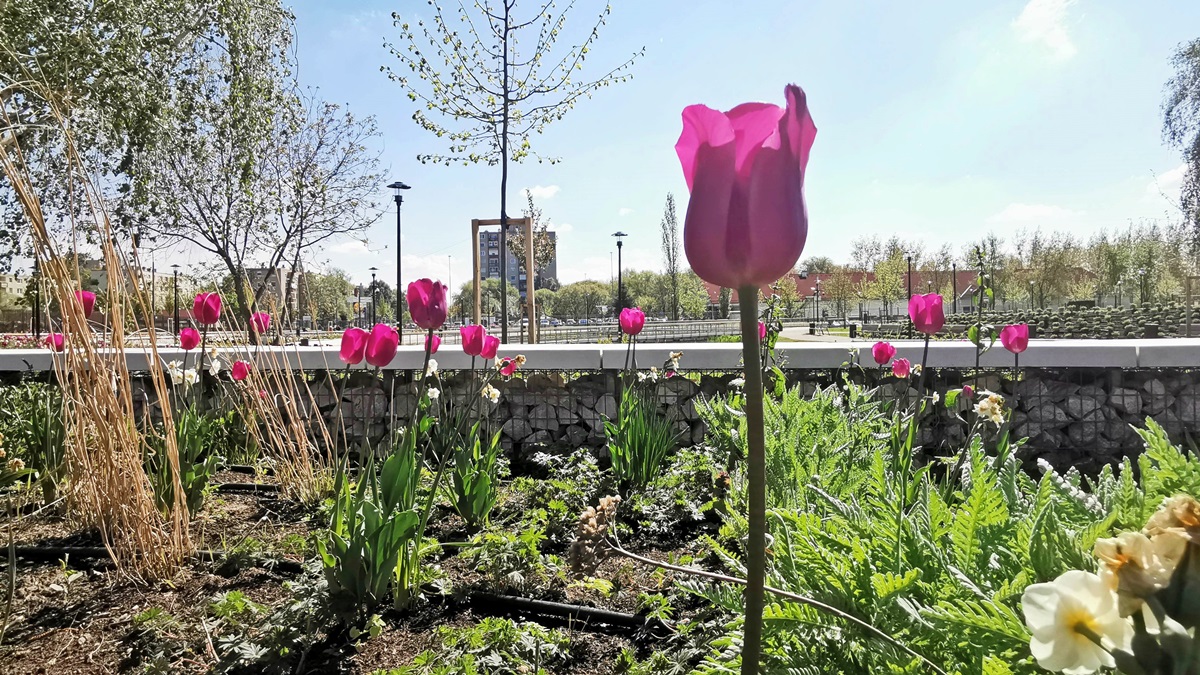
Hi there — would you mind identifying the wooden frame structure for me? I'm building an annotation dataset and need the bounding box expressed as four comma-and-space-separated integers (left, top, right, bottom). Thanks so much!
471, 217, 537, 343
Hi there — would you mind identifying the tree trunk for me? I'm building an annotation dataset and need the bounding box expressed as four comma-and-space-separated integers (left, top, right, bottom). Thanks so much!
498, 1, 511, 343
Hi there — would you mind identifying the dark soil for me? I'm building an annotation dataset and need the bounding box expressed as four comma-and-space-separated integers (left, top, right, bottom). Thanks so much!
0, 470, 710, 674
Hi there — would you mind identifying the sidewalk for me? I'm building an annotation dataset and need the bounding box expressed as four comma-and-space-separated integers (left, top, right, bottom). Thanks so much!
779, 327, 852, 342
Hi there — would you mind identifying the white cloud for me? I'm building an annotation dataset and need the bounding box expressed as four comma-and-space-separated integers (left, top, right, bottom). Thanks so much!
1146, 163, 1187, 198
987, 202, 1085, 225
330, 240, 372, 255
554, 222, 574, 234
1012, 0, 1077, 60
522, 185, 560, 201
618, 207, 634, 217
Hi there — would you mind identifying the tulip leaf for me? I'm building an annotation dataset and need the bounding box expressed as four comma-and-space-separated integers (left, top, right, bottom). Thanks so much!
944, 389, 960, 408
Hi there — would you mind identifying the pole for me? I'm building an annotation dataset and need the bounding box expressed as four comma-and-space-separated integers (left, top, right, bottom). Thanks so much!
395, 191, 404, 340
448, 255, 452, 324
952, 263, 958, 314
173, 270, 180, 337
371, 272, 377, 325
616, 240, 624, 311
906, 255, 913, 338
32, 258, 40, 339
151, 263, 156, 326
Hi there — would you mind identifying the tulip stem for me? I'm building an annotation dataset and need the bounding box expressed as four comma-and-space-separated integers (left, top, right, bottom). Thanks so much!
917, 335, 930, 401
737, 286, 765, 675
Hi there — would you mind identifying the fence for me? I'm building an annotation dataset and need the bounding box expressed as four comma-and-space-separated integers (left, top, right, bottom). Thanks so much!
4, 339, 1200, 472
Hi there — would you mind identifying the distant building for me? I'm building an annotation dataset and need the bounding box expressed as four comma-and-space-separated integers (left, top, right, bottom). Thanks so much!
0, 273, 29, 300
245, 267, 299, 314
477, 230, 558, 297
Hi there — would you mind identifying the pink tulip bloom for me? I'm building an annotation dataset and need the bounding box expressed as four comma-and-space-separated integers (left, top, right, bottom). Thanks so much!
45, 333, 65, 352
75, 290, 96, 318
871, 341, 895, 365
461, 324, 486, 357
758, 321, 768, 340
426, 333, 441, 354
619, 307, 646, 336
1000, 324, 1029, 355
407, 279, 448, 330
892, 357, 912, 379
908, 293, 945, 335
193, 292, 222, 326
962, 384, 975, 399
675, 84, 817, 289
339, 327, 369, 365
179, 328, 201, 351
365, 323, 399, 368
231, 360, 251, 381
250, 312, 271, 334
498, 356, 523, 377
481, 335, 500, 360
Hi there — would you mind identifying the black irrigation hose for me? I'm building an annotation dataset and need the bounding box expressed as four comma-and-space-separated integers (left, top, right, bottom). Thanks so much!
466, 590, 672, 636
223, 465, 276, 477
214, 482, 281, 494
8, 546, 303, 575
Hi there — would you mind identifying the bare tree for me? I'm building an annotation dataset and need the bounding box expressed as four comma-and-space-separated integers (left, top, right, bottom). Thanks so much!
511, 189, 558, 288
384, 0, 642, 341
660, 192, 681, 320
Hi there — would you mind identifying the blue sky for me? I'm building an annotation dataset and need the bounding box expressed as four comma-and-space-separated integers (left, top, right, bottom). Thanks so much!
288, 0, 1198, 287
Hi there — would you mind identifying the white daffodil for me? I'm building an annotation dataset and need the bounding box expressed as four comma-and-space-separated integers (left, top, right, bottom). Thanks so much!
1094, 530, 1187, 620
208, 359, 222, 377
1022, 570, 1133, 674
974, 392, 1006, 427
637, 367, 660, 383
729, 378, 746, 388
427, 387, 441, 401
182, 369, 200, 388
165, 360, 183, 382
208, 346, 219, 361
481, 384, 500, 403
425, 358, 439, 378
930, 391, 940, 405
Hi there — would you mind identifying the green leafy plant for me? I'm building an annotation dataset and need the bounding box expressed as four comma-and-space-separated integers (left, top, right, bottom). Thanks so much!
0, 382, 66, 504
681, 395, 1200, 674
317, 425, 425, 624
465, 526, 560, 593
605, 386, 680, 495
146, 405, 221, 515
375, 617, 572, 675
447, 422, 505, 529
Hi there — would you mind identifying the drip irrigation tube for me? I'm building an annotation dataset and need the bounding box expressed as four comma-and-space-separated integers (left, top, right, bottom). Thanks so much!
214, 482, 281, 494
466, 591, 671, 636
8, 546, 303, 575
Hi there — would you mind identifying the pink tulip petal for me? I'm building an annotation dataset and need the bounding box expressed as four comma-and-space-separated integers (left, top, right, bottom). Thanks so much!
682, 140, 740, 288
742, 144, 807, 286
675, 104, 736, 191
725, 102, 785, 180
781, 84, 818, 176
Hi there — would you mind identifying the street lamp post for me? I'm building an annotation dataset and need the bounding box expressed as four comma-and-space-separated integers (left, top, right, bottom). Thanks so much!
1029, 280, 1035, 310
388, 181, 411, 338
952, 263, 958, 314
906, 255, 913, 338
1138, 268, 1147, 304
815, 279, 822, 324
1116, 280, 1123, 307
369, 267, 378, 325
612, 232, 628, 311
356, 284, 363, 327
447, 255, 452, 324
171, 264, 181, 339
31, 258, 40, 339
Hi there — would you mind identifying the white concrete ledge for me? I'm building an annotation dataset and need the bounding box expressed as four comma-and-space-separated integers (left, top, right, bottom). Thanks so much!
0, 338, 1193, 373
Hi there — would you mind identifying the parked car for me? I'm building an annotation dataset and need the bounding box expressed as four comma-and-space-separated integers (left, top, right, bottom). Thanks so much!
578, 319, 589, 325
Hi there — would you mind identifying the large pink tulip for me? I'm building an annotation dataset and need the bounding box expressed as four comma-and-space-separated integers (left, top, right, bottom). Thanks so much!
426, 333, 441, 354
407, 279, 448, 330
1000, 324, 1029, 354
461, 324, 486, 357
481, 335, 500, 360
619, 307, 645, 336
339, 327, 369, 365
675, 84, 817, 289
908, 293, 945, 335
758, 321, 767, 340
871, 341, 896, 365
193, 292, 222, 326
892, 357, 912, 379
75, 290, 96, 318
231, 360, 251, 381
365, 323, 399, 368
179, 327, 201, 350
45, 333, 65, 352
250, 312, 271, 334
